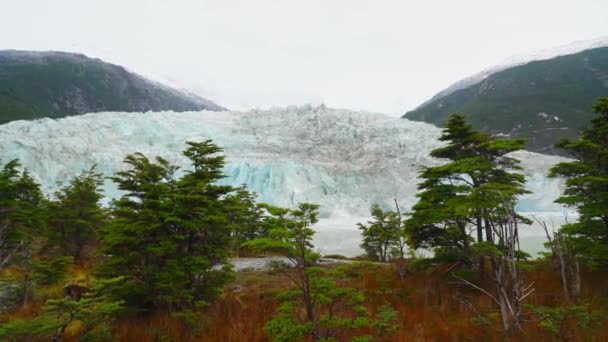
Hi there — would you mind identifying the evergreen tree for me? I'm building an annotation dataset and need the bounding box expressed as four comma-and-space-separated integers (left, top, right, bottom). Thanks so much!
47, 166, 105, 263
98, 140, 234, 311
406, 114, 528, 261
0, 160, 45, 270
549, 98, 608, 268
0, 160, 46, 305
225, 185, 266, 257
173, 141, 235, 304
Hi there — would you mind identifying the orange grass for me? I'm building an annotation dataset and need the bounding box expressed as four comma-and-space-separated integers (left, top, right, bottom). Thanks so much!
6, 259, 608, 341
106, 260, 608, 341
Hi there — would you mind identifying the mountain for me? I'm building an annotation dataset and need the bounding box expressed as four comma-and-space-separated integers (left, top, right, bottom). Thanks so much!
0, 50, 224, 124
403, 44, 608, 154
0, 106, 567, 255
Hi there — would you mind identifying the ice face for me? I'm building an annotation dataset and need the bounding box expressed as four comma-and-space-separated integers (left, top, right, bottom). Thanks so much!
0, 106, 571, 256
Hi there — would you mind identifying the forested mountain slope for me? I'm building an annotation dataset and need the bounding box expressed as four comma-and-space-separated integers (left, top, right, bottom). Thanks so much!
0, 50, 223, 124
404, 47, 608, 154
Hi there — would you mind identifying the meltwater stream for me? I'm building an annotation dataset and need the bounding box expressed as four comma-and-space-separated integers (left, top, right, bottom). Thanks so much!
0, 106, 572, 256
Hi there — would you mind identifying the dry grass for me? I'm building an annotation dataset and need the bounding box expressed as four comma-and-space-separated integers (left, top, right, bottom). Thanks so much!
4, 259, 607, 341
107, 260, 608, 341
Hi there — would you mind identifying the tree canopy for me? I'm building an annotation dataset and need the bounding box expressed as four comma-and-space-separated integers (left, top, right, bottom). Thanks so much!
406, 114, 528, 262
550, 98, 608, 268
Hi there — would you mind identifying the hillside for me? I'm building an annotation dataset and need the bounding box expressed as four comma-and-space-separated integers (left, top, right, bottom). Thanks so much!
403, 47, 608, 154
0, 50, 224, 124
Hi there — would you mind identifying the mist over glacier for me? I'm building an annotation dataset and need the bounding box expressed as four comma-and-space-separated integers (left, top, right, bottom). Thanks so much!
0, 106, 571, 256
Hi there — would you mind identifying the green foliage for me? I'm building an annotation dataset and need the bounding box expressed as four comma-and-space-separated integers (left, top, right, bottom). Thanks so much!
247, 204, 396, 341
373, 304, 399, 335
406, 114, 527, 259
0, 159, 45, 269
47, 166, 105, 263
97, 140, 234, 311
224, 185, 267, 256
322, 254, 348, 260
31, 256, 73, 285
0, 277, 125, 341
549, 98, 608, 268
471, 241, 502, 258
0, 51, 220, 124
433, 246, 475, 264
245, 202, 321, 266
264, 267, 375, 342
527, 304, 603, 335
404, 47, 608, 152
358, 204, 404, 262
247, 204, 352, 340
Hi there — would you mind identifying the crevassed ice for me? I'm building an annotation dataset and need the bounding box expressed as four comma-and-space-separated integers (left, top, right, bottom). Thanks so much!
0, 105, 572, 256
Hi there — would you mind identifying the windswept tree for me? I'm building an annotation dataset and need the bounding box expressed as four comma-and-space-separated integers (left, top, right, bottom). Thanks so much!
406, 114, 528, 262
549, 98, 608, 269
98, 140, 234, 311
47, 166, 105, 263
411, 116, 536, 336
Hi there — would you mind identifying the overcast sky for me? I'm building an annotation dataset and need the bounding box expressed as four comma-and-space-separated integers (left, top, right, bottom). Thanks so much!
2, 0, 607, 115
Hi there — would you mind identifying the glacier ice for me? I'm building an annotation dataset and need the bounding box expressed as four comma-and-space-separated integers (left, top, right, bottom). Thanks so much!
0, 105, 572, 256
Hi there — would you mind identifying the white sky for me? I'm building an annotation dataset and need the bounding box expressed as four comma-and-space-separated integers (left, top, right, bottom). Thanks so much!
2, 0, 608, 115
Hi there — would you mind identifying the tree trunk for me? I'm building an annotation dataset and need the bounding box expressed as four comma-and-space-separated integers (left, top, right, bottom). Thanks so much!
22, 247, 31, 306
302, 271, 319, 339
74, 225, 82, 263
498, 290, 511, 336
570, 261, 581, 304
476, 215, 483, 242
557, 241, 570, 303
53, 313, 74, 342
484, 217, 493, 244
394, 199, 406, 280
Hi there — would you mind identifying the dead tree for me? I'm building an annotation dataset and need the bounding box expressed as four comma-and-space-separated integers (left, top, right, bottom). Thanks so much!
393, 199, 408, 280
455, 200, 534, 336
536, 216, 581, 304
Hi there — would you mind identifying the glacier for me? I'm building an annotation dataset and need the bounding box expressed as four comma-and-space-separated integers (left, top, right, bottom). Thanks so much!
0, 106, 572, 256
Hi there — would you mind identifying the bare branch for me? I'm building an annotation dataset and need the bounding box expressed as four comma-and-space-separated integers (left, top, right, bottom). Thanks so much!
452, 273, 500, 305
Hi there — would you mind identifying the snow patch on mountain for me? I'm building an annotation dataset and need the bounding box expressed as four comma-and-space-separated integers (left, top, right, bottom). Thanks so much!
417, 36, 608, 108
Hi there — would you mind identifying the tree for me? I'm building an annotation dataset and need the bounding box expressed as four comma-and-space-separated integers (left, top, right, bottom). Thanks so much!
225, 185, 266, 257
246, 203, 320, 331
0, 160, 45, 271
466, 199, 535, 336
47, 166, 105, 263
98, 140, 234, 311
0, 160, 45, 305
0, 277, 124, 341
358, 204, 402, 262
245, 203, 379, 341
549, 98, 608, 269
264, 266, 374, 342
448, 195, 536, 337
537, 217, 581, 304
406, 114, 528, 263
